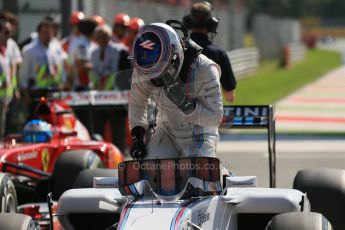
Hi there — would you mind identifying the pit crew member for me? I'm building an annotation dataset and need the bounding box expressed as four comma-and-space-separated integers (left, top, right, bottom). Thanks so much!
183, 1, 237, 103
112, 13, 130, 45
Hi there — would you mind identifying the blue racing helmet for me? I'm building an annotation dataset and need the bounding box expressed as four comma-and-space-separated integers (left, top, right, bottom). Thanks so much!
133, 23, 184, 81
23, 119, 53, 143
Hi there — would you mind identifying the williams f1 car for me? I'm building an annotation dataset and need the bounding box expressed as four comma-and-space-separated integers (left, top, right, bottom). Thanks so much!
54, 105, 343, 230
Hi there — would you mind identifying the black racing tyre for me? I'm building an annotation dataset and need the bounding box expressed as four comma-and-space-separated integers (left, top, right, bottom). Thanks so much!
0, 213, 40, 230
73, 168, 118, 189
0, 173, 17, 212
266, 212, 332, 230
293, 168, 345, 230
51, 150, 104, 200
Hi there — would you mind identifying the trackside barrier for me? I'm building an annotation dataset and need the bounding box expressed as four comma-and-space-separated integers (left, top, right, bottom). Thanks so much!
283, 42, 306, 67
53, 91, 130, 136
56, 90, 130, 106
227, 47, 260, 80
221, 105, 276, 188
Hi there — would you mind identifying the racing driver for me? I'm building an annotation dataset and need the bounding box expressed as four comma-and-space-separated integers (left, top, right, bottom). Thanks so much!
129, 22, 223, 159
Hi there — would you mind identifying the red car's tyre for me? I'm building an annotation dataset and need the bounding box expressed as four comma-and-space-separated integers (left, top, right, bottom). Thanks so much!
0, 213, 40, 230
51, 150, 104, 200
266, 212, 332, 230
0, 172, 17, 212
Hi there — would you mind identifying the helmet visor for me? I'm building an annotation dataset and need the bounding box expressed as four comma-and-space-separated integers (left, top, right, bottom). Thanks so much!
134, 32, 162, 69
133, 25, 173, 80
23, 132, 51, 143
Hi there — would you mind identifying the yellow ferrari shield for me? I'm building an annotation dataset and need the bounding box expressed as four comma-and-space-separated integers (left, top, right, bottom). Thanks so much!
41, 148, 50, 171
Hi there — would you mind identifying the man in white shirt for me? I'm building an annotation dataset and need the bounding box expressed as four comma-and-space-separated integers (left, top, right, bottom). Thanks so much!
20, 20, 66, 118
67, 18, 98, 90
90, 24, 131, 152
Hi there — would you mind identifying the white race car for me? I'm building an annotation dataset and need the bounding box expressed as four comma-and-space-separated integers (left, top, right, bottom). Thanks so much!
55, 106, 343, 230
55, 157, 326, 230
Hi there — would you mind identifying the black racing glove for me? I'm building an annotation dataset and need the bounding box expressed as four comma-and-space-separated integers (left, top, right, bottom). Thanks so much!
130, 126, 147, 159
162, 74, 196, 115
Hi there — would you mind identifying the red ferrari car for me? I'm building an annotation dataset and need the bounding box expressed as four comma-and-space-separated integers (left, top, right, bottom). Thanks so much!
0, 93, 124, 219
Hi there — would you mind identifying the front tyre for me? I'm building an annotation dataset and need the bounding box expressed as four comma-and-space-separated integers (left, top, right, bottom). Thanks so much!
0, 172, 17, 213
51, 150, 104, 200
0, 213, 40, 230
293, 168, 345, 230
266, 212, 332, 230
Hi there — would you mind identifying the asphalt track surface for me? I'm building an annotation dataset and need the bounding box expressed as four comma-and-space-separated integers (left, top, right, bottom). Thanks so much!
217, 132, 345, 188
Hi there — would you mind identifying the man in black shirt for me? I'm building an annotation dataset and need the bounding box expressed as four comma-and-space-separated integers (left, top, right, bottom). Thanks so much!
183, 1, 237, 102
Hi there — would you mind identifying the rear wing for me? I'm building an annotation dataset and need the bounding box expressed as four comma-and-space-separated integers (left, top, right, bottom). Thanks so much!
221, 105, 276, 188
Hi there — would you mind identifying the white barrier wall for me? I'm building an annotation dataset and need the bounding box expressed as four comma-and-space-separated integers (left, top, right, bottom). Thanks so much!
253, 14, 301, 59
227, 47, 260, 79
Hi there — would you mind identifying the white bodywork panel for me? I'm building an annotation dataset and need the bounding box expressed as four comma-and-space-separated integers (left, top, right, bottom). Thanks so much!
57, 188, 125, 229
223, 187, 309, 213
118, 196, 236, 230
93, 177, 118, 188
225, 176, 257, 187
56, 186, 309, 230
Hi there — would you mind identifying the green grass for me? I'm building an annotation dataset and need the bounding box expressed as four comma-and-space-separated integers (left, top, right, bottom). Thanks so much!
228, 49, 341, 105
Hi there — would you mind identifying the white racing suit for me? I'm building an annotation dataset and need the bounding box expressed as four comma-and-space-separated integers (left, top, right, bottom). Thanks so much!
129, 54, 223, 158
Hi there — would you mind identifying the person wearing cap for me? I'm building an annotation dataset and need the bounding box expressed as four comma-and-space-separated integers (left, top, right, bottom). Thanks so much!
61, 11, 85, 53
129, 23, 223, 159
123, 17, 145, 53
91, 15, 106, 26
89, 24, 131, 151
112, 13, 130, 45
183, 1, 237, 103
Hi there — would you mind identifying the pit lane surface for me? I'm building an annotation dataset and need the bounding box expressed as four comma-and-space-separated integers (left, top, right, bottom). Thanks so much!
217, 133, 345, 188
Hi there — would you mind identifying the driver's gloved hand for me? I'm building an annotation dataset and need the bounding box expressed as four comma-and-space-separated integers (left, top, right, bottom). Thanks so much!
130, 126, 147, 159
162, 74, 196, 115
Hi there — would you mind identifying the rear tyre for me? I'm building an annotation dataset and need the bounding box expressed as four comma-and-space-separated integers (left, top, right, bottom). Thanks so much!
293, 168, 345, 230
266, 212, 332, 230
51, 150, 104, 200
0, 213, 40, 230
0, 173, 17, 212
